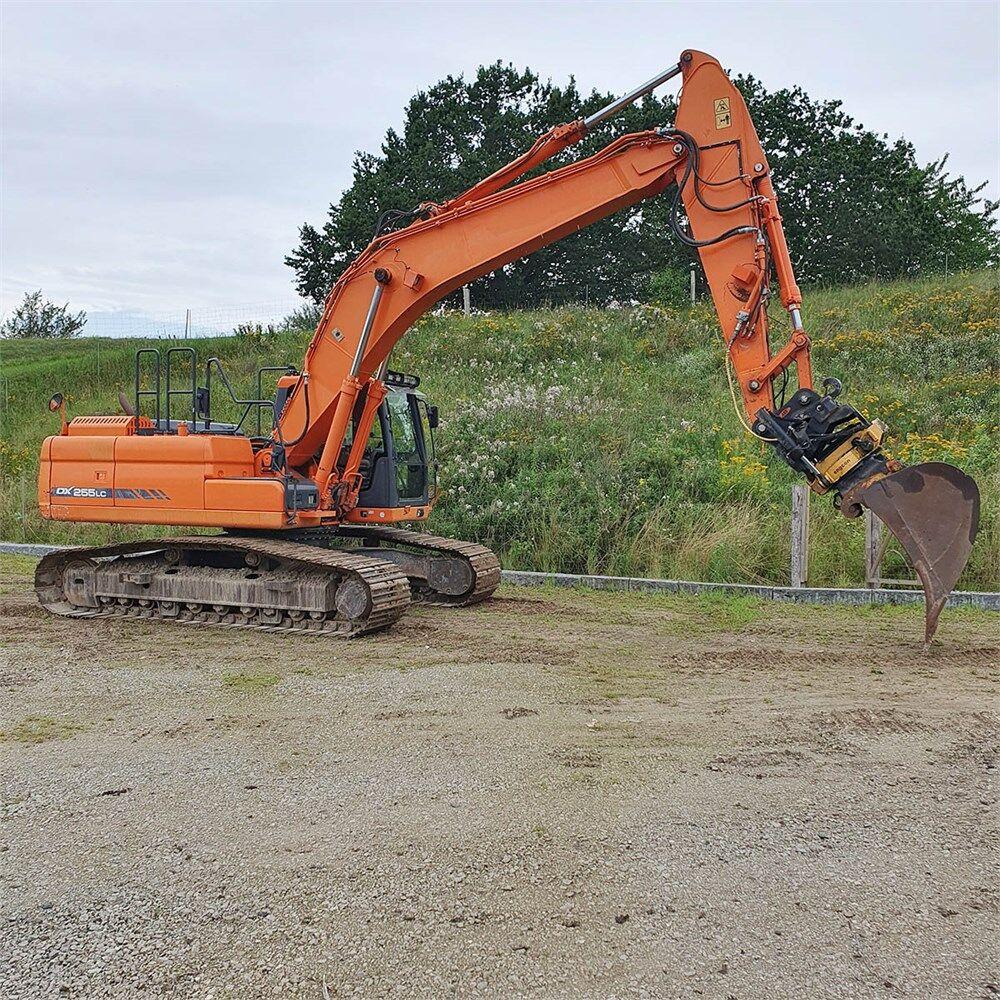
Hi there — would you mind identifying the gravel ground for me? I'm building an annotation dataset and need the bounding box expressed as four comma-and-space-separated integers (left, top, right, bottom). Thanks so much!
1, 552, 997, 999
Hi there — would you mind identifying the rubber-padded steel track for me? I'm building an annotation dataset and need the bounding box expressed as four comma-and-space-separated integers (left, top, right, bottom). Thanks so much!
35, 535, 411, 637
286, 525, 502, 606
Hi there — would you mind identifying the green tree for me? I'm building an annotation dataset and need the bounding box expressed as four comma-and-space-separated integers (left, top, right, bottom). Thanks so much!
286, 63, 676, 308
1, 290, 86, 339
736, 77, 999, 284
287, 64, 998, 306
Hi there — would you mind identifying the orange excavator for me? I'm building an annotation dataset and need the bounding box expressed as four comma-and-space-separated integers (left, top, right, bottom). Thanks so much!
36, 50, 980, 641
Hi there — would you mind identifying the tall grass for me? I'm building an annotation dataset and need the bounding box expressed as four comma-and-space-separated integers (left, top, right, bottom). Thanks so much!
1, 269, 997, 589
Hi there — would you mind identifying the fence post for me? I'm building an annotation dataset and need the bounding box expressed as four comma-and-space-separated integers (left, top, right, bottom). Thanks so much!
865, 508, 884, 588
184, 308, 191, 339
462, 286, 471, 316
689, 263, 697, 304
19, 473, 27, 542
790, 485, 809, 588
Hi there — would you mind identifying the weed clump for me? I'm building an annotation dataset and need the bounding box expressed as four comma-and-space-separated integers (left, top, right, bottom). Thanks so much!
0, 715, 87, 744
221, 671, 281, 692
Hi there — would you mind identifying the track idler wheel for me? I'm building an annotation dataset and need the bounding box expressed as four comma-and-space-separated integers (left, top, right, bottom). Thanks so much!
334, 578, 372, 621
842, 462, 981, 642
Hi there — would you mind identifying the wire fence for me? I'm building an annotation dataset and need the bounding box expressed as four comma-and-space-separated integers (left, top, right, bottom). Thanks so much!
77, 287, 675, 340
438, 269, 704, 313
76, 300, 311, 340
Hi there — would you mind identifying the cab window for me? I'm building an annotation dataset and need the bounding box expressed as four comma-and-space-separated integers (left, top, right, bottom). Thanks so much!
387, 392, 425, 501
387, 392, 416, 456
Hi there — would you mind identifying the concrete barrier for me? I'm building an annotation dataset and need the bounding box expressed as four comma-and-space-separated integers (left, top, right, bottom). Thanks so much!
500, 568, 999, 611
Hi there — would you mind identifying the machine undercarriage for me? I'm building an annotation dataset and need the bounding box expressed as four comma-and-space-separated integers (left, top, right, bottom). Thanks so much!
36, 526, 500, 637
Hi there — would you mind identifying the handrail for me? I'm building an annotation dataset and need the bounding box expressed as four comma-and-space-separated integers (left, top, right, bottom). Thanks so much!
204, 357, 275, 435
165, 347, 197, 427
131, 348, 293, 440
134, 348, 161, 425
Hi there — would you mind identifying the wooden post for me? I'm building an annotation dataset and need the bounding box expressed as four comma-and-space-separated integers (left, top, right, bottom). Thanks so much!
689, 263, 697, 304
865, 507, 922, 588
184, 308, 191, 339
462, 285, 471, 316
865, 508, 884, 588
791, 485, 809, 588
19, 473, 27, 542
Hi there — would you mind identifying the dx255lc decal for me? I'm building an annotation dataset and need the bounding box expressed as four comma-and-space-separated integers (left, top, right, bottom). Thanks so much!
51, 486, 171, 501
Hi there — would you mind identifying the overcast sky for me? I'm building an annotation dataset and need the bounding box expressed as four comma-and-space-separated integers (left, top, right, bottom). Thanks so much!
1, 0, 997, 320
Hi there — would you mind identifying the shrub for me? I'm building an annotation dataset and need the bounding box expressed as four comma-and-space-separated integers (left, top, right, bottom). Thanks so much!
645, 267, 692, 309
1, 291, 86, 339
233, 322, 279, 347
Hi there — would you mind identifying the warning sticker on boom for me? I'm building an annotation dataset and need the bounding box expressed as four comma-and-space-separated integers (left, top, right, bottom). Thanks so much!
714, 97, 732, 130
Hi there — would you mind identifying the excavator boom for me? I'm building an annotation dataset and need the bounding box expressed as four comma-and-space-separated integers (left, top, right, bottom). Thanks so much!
35, 48, 981, 641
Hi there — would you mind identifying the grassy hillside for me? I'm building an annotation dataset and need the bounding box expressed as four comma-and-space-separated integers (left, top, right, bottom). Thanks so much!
1, 269, 997, 589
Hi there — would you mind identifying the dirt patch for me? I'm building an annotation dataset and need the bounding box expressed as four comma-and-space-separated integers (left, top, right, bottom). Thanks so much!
1, 555, 998, 999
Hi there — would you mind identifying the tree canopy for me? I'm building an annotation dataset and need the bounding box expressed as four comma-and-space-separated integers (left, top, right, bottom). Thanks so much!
286, 63, 998, 307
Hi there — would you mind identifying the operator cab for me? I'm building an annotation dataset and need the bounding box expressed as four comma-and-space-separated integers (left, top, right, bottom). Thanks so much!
352, 370, 439, 510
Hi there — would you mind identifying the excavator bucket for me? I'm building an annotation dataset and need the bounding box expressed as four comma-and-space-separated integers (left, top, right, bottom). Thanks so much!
853, 463, 980, 643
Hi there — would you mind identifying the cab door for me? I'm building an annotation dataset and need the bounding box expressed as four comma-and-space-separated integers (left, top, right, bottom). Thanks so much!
385, 392, 427, 504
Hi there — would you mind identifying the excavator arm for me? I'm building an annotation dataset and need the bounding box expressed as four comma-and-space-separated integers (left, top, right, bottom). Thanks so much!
277, 53, 791, 474
272, 48, 978, 639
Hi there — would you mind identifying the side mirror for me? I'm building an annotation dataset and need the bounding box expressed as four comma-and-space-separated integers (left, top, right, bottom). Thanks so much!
47, 392, 69, 434
426, 405, 439, 430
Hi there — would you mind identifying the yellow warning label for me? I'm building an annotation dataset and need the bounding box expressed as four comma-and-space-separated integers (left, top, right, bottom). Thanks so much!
714, 97, 732, 129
